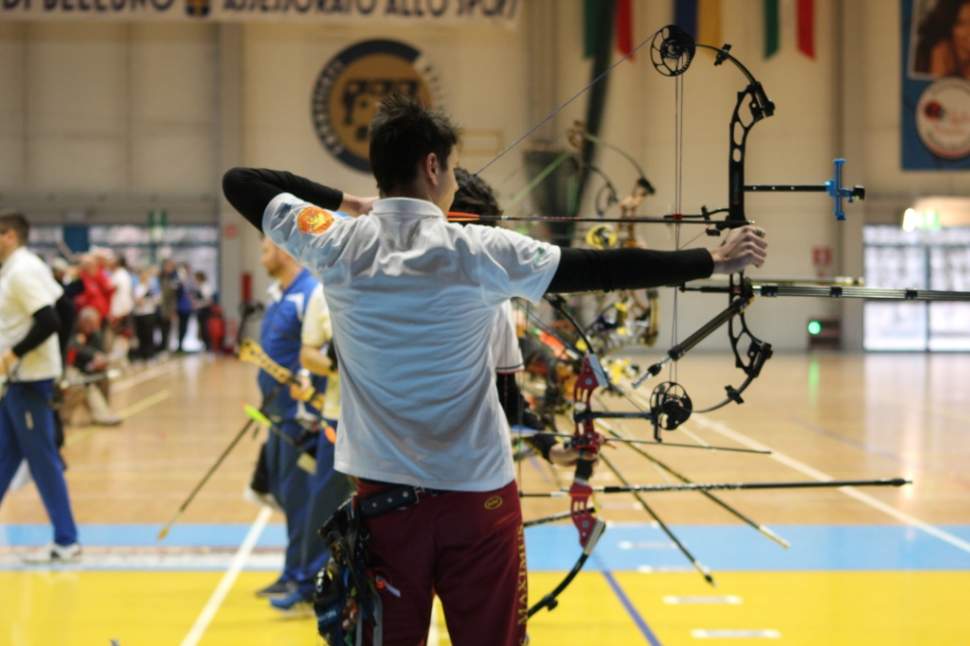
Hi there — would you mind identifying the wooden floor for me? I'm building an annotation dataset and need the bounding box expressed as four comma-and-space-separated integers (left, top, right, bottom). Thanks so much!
2, 352, 969, 645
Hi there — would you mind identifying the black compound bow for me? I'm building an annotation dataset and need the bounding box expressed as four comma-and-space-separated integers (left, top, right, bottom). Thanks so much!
629, 25, 865, 433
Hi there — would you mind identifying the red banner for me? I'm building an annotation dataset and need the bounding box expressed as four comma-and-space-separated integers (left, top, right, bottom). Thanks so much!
797, 0, 815, 59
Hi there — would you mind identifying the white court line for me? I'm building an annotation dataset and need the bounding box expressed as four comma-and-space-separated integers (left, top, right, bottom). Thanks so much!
627, 384, 970, 557
112, 360, 178, 393
688, 413, 970, 556
692, 628, 780, 639
180, 507, 272, 646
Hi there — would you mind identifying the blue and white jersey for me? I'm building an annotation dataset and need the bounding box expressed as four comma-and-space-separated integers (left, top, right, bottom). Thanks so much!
258, 267, 319, 420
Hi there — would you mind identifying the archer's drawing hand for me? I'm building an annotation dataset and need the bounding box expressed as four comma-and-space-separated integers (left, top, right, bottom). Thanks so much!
710, 225, 767, 273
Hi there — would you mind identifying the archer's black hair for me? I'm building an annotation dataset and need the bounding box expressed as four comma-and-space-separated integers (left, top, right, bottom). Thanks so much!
0, 211, 29, 245
451, 167, 503, 226
369, 94, 459, 195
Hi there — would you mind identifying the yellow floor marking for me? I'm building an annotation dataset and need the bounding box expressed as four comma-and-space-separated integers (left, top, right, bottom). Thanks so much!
181, 508, 271, 646
65, 390, 171, 447
0, 571, 640, 645
613, 571, 970, 646
4, 569, 970, 645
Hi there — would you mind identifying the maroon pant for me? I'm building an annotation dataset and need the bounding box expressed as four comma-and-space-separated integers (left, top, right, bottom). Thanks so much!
358, 479, 527, 646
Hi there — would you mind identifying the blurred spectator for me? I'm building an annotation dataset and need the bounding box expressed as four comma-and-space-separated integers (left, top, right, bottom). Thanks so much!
50, 258, 83, 368
49, 257, 83, 455
193, 271, 214, 351
132, 267, 159, 361
176, 263, 194, 353
75, 254, 113, 323
64, 307, 120, 426
158, 259, 179, 353
107, 252, 134, 331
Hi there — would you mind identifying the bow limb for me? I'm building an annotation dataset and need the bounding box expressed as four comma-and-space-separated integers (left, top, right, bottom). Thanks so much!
526, 516, 604, 618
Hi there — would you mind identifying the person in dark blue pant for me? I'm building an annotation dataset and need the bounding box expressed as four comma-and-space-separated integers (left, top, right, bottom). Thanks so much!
0, 211, 80, 562
253, 237, 322, 601
264, 281, 350, 612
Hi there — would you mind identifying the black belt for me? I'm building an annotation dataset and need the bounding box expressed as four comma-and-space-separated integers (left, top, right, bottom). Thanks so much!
357, 484, 446, 519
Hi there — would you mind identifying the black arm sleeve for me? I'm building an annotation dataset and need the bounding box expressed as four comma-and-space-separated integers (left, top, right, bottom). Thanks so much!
222, 168, 345, 232
496, 373, 557, 462
12, 305, 61, 358
546, 247, 714, 294
496, 372, 542, 429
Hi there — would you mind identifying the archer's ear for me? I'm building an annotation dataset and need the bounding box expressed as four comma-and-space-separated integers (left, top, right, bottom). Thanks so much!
424, 152, 440, 187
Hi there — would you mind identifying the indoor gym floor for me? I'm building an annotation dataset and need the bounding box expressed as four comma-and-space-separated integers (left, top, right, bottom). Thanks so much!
1, 351, 968, 645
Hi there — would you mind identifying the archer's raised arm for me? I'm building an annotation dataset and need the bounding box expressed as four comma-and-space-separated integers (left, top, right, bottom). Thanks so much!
222, 167, 371, 231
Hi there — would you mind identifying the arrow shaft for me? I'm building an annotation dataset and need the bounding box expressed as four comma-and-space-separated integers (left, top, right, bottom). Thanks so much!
597, 478, 910, 494
598, 452, 715, 586
593, 414, 789, 549
684, 283, 970, 302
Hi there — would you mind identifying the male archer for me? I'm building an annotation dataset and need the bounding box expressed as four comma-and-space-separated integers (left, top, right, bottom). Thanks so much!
223, 93, 766, 645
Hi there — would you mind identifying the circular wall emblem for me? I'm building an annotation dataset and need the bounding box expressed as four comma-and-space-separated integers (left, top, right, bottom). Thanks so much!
915, 79, 970, 160
311, 39, 441, 173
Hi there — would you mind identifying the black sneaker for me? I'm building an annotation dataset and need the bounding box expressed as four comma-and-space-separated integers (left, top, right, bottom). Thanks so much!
256, 578, 296, 598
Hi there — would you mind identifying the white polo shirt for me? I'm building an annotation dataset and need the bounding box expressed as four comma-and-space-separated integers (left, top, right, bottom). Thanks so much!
264, 194, 560, 491
109, 267, 134, 319
0, 247, 64, 381
491, 301, 524, 374
302, 282, 340, 420
301, 283, 332, 348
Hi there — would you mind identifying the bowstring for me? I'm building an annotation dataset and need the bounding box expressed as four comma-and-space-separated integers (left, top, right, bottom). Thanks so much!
475, 35, 655, 178
670, 73, 686, 386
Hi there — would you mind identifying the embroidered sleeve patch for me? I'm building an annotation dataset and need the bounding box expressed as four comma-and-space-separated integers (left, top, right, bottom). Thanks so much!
296, 206, 336, 236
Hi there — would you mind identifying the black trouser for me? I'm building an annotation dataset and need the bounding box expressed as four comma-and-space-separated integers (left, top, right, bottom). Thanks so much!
157, 311, 172, 352
177, 312, 191, 351
196, 306, 212, 350
134, 314, 156, 360
251, 441, 270, 494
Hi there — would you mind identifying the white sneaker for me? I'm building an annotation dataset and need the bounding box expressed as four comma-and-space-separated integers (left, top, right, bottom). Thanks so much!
22, 542, 82, 564
10, 461, 31, 492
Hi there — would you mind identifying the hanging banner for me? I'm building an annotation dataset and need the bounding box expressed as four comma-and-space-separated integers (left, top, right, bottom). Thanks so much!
902, 0, 970, 169
0, 0, 519, 23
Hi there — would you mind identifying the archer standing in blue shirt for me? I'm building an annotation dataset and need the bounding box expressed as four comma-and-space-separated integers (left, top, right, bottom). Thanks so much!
255, 237, 322, 602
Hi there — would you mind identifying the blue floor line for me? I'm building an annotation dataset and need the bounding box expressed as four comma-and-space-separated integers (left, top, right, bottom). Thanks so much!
3, 523, 970, 572
596, 554, 662, 646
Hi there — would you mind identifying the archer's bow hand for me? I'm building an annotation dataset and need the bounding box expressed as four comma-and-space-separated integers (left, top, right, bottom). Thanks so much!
711, 225, 768, 273
289, 371, 315, 402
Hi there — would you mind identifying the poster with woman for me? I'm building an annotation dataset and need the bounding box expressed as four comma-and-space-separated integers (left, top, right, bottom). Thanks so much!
902, 0, 970, 169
